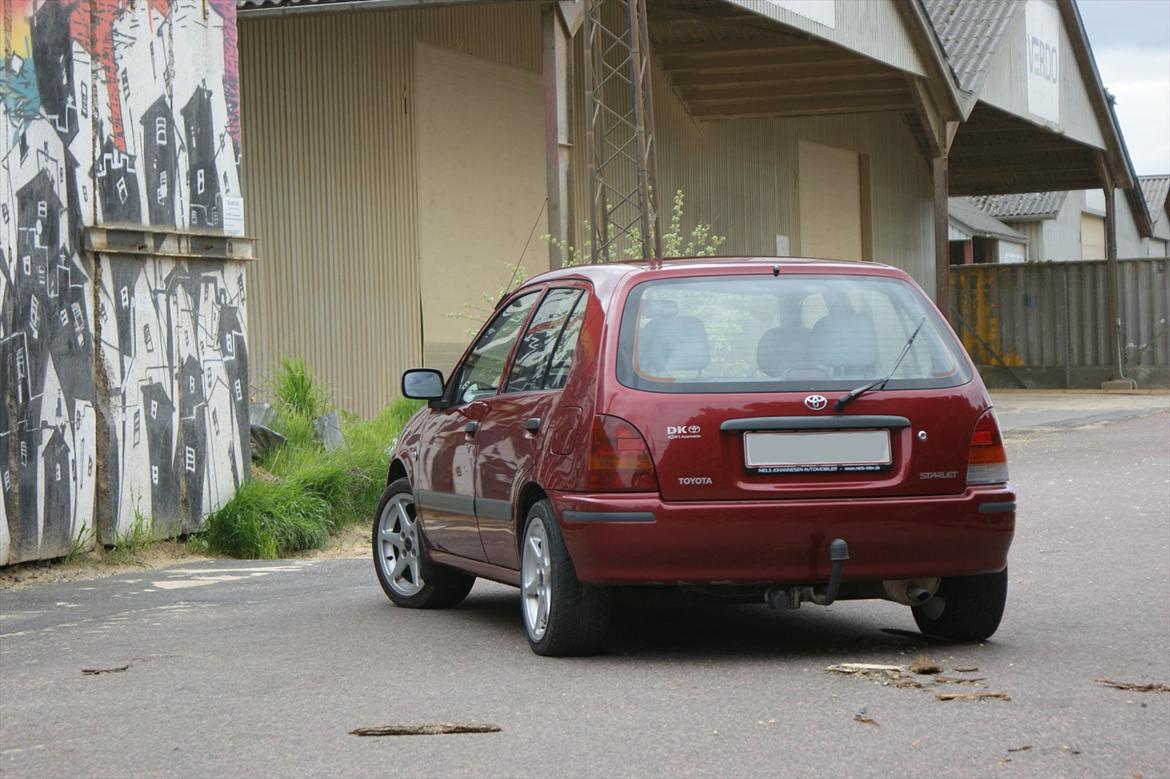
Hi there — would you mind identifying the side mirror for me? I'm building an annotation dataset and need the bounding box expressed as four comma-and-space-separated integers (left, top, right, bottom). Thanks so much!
402, 368, 445, 401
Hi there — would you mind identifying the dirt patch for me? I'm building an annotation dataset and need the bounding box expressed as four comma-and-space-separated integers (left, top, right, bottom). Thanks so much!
0, 541, 212, 591
296, 523, 369, 560
2, 524, 371, 591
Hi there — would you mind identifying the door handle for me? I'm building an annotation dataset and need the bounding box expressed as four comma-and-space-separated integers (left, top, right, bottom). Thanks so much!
465, 421, 479, 435
525, 417, 542, 433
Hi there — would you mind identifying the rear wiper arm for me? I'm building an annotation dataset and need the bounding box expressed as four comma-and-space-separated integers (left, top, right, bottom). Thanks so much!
834, 316, 927, 412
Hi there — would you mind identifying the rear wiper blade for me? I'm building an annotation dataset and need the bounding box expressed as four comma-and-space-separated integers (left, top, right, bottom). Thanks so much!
834, 316, 927, 412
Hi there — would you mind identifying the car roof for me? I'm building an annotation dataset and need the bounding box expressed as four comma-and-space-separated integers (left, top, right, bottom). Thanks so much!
519, 256, 910, 294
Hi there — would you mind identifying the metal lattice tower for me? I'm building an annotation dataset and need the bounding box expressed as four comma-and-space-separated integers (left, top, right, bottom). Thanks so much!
583, 0, 662, 261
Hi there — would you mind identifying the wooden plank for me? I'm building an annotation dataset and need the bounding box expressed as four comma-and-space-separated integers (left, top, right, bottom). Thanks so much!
659, 48, 861, 72
653, 38, 823, 57
670, 69, 897, 93
680, 80, 907, 104
666, 59, 886, 86
933, 155, 949, 318
691, 95, 916, 119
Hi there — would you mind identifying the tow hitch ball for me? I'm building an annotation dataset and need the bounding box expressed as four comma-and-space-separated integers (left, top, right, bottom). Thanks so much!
765, 538, 850, 610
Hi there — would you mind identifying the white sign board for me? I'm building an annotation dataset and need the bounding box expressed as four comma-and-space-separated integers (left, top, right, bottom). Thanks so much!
766, 0, 835, 29
222, 195, 245, 237
1025, 0, 1060, 124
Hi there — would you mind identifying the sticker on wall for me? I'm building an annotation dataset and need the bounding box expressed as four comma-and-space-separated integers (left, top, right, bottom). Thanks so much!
766, 0, 835, 29
222, 195, 245, 236
1025, 0, 1060, 124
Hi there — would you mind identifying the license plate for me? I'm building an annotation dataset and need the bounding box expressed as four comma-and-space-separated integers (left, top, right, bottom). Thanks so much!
744, 430, 892, 474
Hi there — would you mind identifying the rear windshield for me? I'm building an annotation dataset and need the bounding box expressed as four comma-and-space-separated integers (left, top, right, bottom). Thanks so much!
616, 273, 972, 393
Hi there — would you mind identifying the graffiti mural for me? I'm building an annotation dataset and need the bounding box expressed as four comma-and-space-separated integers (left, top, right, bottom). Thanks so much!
1, 0, 248, 564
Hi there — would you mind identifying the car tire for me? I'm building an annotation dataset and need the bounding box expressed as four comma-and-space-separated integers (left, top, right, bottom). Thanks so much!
912, 567, 1007, 641
372, 478, 475, 609
520, 500, 610, 656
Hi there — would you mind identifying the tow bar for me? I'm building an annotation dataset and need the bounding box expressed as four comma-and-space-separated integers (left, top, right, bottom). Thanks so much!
765, 538, 850, 610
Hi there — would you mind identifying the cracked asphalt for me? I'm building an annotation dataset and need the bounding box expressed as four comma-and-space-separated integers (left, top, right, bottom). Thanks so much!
1, 410, 1168, 778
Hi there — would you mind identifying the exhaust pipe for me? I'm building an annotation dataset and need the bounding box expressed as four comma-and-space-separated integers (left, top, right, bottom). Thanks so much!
881, 578, 940, 606
906, 585, 932, 605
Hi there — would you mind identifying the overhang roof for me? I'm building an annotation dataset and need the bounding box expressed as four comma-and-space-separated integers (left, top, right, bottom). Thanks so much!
1140, 175, 1170, 221
920, 0, 1018, 100
948, 197, 1027, 241
967, 191, 1068, 222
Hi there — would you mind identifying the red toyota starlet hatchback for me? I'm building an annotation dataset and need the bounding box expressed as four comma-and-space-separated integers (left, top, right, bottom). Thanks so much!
374, 258, 1015, 656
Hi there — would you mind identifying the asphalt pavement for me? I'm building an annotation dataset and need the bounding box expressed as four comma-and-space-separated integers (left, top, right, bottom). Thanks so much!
1, 410, 1168, 778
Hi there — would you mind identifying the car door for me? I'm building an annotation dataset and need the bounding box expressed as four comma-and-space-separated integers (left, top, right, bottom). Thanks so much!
474, 286, 589, 569
414, 290, 541, 561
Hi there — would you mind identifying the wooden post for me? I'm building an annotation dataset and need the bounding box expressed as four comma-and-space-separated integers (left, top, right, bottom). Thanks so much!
1097, 153, 1134, 387
932, 154, 950, 317
542, 3, 577, 270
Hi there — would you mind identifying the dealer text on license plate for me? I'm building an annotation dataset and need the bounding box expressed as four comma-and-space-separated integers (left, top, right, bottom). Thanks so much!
743, 429, 892, 474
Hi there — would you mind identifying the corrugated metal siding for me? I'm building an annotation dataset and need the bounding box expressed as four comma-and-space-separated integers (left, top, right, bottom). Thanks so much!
724, 0, 930, 77
951, 259, 1170, 377
569, 34, 933, 283
977, 0, 1106, 149
921, 0, 1019, 94
242, 2, 935, 415
239, 3, 540, 416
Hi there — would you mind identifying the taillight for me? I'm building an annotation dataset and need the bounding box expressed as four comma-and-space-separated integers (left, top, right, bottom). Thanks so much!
586, 415, 659, 491
967, 408, 1008, 485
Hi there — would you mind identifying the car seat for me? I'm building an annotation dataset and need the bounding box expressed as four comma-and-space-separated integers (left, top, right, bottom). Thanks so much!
637, 315, 710, 376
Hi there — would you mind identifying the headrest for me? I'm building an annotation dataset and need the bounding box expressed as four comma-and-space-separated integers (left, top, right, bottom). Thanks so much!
757, 327, 813, 378
638, 316, 710, 374
811, 312, 879, 369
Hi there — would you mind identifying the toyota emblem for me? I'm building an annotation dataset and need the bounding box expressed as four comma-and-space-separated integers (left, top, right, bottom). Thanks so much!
804, 394, 828, 411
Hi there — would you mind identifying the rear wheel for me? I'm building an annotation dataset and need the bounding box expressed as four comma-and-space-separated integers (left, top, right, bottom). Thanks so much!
373, 478, 475, 609
521, 500, 610, 656
912, 568, 1007, 641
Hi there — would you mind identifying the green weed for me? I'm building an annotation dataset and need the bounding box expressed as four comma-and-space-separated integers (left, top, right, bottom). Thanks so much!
201, 355, 423, 559
107, 502, 154, 563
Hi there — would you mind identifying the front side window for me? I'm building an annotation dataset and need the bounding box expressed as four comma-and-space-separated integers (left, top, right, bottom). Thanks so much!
453, 292, 539, 404
505, 288, 584, 393
617, 274, 971, 393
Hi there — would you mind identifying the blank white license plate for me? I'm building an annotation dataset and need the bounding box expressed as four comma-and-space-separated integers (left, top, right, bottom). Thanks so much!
744, 430, 892, 474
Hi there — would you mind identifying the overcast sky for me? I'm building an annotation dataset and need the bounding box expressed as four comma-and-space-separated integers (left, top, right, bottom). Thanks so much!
1078, 0, 1170, 175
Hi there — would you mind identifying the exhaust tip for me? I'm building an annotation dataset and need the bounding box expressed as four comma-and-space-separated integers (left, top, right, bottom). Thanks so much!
906, 585, 932, 605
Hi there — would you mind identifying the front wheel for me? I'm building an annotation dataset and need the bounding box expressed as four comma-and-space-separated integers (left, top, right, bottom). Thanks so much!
372, 479, 475, 609
912, 568, 1008, 641
521, 500, 610, 656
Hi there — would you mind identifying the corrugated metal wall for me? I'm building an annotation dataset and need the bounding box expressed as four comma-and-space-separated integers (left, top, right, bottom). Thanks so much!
238, 4, 542, 416
950, 259, 1170, 386
240, 3, 935, 415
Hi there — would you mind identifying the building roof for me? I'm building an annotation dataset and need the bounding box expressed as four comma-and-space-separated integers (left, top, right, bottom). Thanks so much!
920, 0, 1019, 97
948, 198, 1026, 241
1139, 175, 1170, 220
967, 191, 1069, 222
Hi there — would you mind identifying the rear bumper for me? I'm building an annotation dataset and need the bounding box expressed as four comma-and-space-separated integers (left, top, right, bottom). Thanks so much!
550, 487, 1015, 585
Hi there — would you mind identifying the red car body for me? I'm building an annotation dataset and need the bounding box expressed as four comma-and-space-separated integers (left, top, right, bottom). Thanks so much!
388, 259, 1015, 594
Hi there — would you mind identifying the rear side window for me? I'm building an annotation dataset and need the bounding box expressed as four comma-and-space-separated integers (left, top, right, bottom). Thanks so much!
505, 288, 585, 393
617, 274, 971, 393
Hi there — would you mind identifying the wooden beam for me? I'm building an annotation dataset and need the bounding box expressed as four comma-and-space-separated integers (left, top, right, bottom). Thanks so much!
671, 69, 897, 93
666, 60, 886, 86
543, 4, 575, 269
691, 96, 916, 120
653, 38, 824, 57
681, 82, 907, 104
659, 48, 861, 72
1095, 151, 1129, 383
933, 155, 949, 319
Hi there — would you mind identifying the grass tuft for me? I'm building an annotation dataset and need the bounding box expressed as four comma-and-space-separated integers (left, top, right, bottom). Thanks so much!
200, 356, 423, 560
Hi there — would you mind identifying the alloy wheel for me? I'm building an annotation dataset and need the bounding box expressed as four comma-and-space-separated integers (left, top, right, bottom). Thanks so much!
377, 493, 424, 596
521, 517, 552, 640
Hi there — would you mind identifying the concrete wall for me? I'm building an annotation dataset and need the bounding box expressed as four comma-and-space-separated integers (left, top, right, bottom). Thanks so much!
1, 0, 249, 565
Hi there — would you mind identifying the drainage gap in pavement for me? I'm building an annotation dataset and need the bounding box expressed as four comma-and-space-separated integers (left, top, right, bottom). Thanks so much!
349, 724, 501, 737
